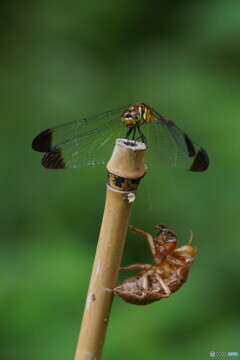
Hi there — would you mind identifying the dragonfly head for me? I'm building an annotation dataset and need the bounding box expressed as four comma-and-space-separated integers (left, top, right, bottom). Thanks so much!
121, 109, 143, 128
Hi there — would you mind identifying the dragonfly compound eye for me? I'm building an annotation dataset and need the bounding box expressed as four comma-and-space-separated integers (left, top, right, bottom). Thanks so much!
121, 110, 142, 128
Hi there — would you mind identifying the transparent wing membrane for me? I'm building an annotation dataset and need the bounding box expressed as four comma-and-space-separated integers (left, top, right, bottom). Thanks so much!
146, 119, 208, 171
42, 115, 125, 169
33, 105, 129, 169
147, 107, 209, 171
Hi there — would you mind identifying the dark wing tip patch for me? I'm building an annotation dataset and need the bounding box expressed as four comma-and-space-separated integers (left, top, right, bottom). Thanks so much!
184, 133, 196, 157
190, 147, 209, 172
32, 128, 53, 152
41, 146, 67, 169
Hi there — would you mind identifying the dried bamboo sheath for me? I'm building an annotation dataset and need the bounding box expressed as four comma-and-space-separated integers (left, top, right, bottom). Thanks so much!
74, 139, 146, 360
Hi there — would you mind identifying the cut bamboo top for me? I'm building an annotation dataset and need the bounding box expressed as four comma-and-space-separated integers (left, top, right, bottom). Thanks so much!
107, 139, 146, 191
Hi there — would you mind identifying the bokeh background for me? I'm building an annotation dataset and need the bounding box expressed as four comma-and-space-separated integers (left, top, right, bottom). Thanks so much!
1, 0, 240, 359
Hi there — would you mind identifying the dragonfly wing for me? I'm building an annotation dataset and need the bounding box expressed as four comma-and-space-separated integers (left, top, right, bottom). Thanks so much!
32, 105, 129, 153
146, 118, 209, 172
32, 105, 129, 169
41, 117, 124, 169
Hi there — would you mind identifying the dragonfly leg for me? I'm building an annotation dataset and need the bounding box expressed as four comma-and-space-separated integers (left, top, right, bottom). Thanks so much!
132, 128, 136, 140
125, 128, 133, 139
136, 126, 147, 144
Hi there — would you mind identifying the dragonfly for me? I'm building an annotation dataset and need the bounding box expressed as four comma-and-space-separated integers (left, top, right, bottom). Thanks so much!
32, 102, 209, 171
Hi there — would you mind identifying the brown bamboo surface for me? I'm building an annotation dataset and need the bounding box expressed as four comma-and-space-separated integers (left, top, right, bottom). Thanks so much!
74, 139, 146, 360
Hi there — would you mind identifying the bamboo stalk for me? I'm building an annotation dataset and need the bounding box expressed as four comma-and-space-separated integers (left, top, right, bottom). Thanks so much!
74, 139, 146, 360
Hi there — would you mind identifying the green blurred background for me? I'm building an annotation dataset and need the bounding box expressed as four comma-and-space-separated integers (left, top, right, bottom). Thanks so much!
1, 0, 240, 359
